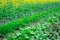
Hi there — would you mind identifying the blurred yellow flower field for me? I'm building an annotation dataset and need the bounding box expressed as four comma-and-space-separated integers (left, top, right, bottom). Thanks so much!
0, 0, 60, 8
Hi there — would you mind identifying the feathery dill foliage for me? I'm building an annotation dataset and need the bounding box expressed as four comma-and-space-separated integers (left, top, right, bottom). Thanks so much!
0, 0, 60, 40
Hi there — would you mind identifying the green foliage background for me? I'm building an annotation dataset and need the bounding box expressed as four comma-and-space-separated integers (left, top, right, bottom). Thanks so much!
0, 2, 60, 40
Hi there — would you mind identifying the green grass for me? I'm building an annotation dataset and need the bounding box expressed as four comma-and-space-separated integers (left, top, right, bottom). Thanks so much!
0, 2, 60, 40
6, 22, 53, 40
0, 2, 60, 24
0, 7, 60, 35
4, 14, 60, 40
